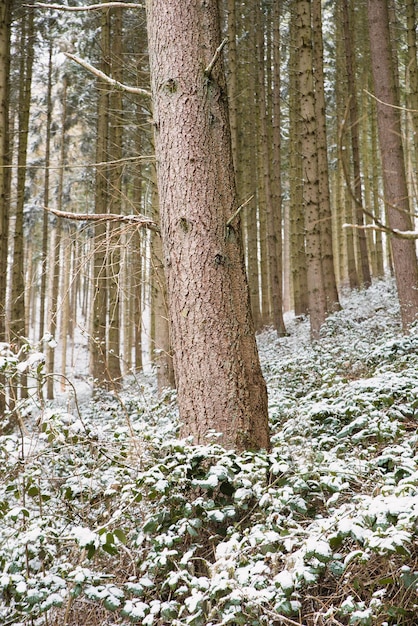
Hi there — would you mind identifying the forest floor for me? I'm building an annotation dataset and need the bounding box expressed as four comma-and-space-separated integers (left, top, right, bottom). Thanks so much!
1, 278, 418, 625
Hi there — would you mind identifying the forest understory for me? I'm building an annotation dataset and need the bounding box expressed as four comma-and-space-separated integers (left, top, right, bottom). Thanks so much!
1, 278, 418, 625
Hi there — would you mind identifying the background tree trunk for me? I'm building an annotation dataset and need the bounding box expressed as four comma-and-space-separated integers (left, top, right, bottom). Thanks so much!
91, 3, 110, 388
0, 0, 11, 419
296, 0, 327, 338
146, 0, 270, 450
342, 0, 371, 288
368, 0, 418, 329
312, 0, 340, 312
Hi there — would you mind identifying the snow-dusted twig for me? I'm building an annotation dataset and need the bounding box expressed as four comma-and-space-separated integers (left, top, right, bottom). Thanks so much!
44, 206, 160, 233
363, 88, 418, 113
343, 222, 418, 239
33, 2, 144, 11
204, 37, 228, 77
64, 52, 151, 98
226, 194, 254, 227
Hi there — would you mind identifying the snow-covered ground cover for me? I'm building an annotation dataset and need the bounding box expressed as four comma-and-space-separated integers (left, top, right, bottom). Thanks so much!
1, 279, 418, 625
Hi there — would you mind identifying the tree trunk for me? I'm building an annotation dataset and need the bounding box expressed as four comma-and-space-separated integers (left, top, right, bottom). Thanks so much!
342, 0, 371, 288
289, 4, 308, 316
0, 0, 11, 419
39, 40, 53, 343
150, 168, 175, 390
107, 3, 123, 387
10, 6, 34, 405
368, 0, 418, 329
296, 0, 327, 338
255, 3, 285, 336
91, 3, 110, 387
312, 0, 340, 312
146, 0, 270, 450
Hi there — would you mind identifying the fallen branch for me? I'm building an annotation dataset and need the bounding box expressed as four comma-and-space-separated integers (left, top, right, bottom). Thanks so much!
45, 206, 160, 233
64, 53, 151, 98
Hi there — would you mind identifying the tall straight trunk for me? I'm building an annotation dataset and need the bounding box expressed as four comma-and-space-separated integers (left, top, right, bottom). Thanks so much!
255, 4, 284, 335
107, 4, 123, 387
60, 227, 71, 391
39, 40, 53, 342
312, 0, 340, 312
150, 174, 174, 390
270, 1, 286, 335
296, 0, 327, 338
335, 0, 358, 288
10, 7, 34, 344
46, 76, 68, 399
370, 97, 385, 276
226, 0, 237, 173
406, 0, 418, 170
238, 5, 261, 328
10, 6, 34, 407
91, 3, 110, 387
368, 0, 418, 328
146, 0, 269, 450
254, 38, 270, 328
289, 3, 308, 316
342, 0, 371, 288
0, 1, 11, 419
132, 190, 142, 374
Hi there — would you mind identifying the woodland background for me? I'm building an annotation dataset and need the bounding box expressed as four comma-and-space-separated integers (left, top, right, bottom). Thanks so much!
1, 0, 418, 404
1, 1, 418, 625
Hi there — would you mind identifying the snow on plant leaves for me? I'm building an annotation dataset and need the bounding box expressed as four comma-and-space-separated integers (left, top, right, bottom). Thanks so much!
2, 279, 418, 625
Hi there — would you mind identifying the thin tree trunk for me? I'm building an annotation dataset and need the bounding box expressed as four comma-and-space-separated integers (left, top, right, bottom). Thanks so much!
146, 0, 270, 450
289, 3, 308, 316
46, 76, 68, 399
91, 3, 110, 387
296, 0, 327, 338
0, 0, 11, 420
107, 3, 123, 387
39, 40, 53, 343
368, 0, 418, 328
270, 1, 286, 334
10, 6, 35, 404
255, 3, 284, 335
312, 0, 340, 312
342, 0, 371, 288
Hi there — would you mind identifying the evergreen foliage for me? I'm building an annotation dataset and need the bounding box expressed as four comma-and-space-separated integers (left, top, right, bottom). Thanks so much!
1, 280, 418, 625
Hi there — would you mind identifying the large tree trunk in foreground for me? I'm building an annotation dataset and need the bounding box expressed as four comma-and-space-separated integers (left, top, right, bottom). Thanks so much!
146, 0, 270, 451
368, 0, 418, 329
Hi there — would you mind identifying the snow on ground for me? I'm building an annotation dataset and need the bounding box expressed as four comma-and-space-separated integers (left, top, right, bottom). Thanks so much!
2, 278, 418, 625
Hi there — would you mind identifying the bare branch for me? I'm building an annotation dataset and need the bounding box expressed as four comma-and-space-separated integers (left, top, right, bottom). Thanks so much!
64, 53, 151, 98
3, 155, 155, 170
45, 206, 160, 233
344, 222, 418, 240
33, 3, 144, 11
363, 88, 418, 113
204, 37, 228, 77
226, 194, 254, 226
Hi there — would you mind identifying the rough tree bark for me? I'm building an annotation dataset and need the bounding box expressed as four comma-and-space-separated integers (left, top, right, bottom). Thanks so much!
312, 0, 340, 312
342, 0, 371, 288
368, 0, 418, 329
296, 0, 327, 338
146, 0, 270, 450
0, 0, 10, 420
